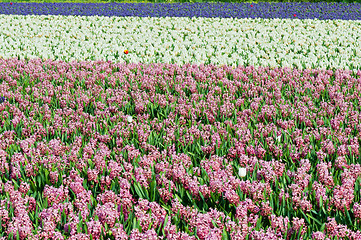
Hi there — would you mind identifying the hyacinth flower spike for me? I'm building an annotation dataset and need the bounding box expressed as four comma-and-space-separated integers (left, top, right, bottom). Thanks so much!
0, 96, 6, 103
239, 167, 247, 177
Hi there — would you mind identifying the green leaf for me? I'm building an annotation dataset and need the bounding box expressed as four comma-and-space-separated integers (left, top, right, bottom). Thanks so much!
160, 215, 169, 236
344, 205, 352, 225
199, 191, 206, 207
211, 219, 218, 228
174, 193, 182, 203
162, 204, 170, 212
37, 194, 44, 209
222, 228, 228, 240
133, 217, 138, 230
306, 213, 322, 226
186, 190, 192, 202
163, 215, 169, 227
37, 175, 42, 188
78, 221, 82, 234
150, 179, 156, 202
256, 216, 263, 230
300, 210, 310, 226
101, 226, 106, 237
134, 182, 144, 199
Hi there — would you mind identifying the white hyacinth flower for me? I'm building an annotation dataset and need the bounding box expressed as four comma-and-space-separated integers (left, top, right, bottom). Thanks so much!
276, 135, 281, 142
2, 15, 360, 72
127, 116, 133, 123
238, 167, 246, 177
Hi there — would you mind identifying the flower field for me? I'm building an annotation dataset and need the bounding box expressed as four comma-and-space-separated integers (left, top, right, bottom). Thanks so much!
0, 1, 361, 239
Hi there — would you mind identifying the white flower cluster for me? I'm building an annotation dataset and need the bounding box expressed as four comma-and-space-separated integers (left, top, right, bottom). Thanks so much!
0, 14, 360, 71
239, 167, 246, 177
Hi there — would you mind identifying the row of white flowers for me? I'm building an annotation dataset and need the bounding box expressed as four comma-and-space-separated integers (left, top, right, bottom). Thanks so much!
1, 14, 361, 72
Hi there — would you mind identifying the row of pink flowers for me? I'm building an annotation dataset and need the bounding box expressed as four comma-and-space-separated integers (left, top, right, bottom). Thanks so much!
0, 57, 361, 238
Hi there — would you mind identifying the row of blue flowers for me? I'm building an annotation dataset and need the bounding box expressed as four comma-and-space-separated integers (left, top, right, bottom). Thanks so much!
1, 1, 361, 20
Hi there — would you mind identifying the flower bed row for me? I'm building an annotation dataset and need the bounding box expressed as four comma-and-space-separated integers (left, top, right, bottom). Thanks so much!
1, 2, 361, 20
0, 56, 361, 239
0, 14, 360, 71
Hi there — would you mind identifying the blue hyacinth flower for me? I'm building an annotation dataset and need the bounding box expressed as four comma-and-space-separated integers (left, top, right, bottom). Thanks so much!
0, 97, 6, 103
